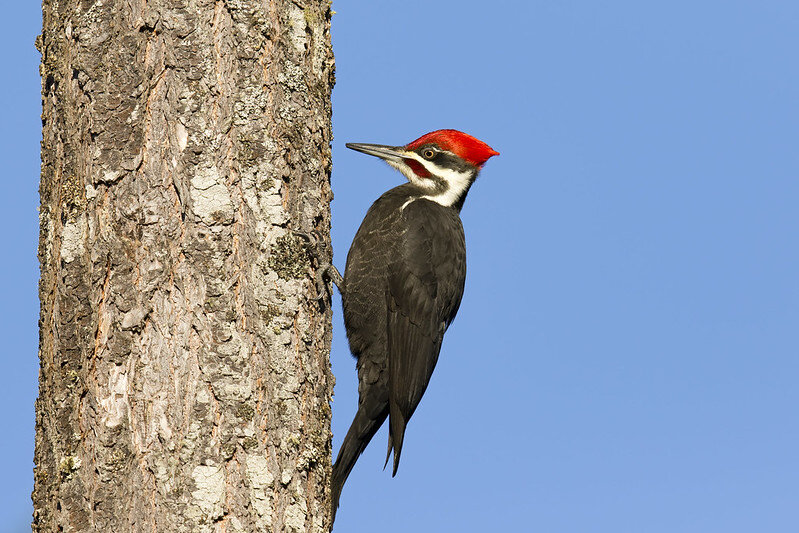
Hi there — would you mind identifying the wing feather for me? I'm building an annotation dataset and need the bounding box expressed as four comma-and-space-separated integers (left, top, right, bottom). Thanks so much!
385, 200, 465, 474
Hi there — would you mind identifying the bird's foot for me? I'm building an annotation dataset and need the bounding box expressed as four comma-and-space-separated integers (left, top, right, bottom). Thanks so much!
293, 230, 344, 301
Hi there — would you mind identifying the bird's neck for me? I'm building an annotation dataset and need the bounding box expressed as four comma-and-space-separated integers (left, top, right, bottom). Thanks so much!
406, 168, 478, 211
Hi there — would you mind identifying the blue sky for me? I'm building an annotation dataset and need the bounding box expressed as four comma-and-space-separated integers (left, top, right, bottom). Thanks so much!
2, 2, 798, 532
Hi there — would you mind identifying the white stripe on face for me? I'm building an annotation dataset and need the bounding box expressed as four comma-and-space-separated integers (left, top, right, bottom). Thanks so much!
401, 152, 475, 207
386, 159, 436, 190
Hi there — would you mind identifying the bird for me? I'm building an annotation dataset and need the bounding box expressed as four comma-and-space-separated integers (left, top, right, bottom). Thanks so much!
327, 129, 498, 521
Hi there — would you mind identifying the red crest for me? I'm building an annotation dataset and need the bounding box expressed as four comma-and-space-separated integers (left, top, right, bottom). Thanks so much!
405, 129, 499, 167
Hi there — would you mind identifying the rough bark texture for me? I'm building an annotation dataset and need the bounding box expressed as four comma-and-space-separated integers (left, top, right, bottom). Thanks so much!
33, 1, 335, 531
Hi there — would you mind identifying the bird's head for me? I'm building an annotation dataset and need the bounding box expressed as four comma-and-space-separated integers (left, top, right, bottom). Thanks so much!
346, 129, 499, 209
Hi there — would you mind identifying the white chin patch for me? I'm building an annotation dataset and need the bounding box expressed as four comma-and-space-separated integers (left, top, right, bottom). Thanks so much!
386, 160, 434, 189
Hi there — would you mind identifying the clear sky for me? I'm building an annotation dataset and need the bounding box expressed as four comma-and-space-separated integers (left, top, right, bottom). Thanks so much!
2, 2, 798, 532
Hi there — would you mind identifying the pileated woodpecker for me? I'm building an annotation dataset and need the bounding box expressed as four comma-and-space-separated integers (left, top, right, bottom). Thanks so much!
329, 129, 498, 520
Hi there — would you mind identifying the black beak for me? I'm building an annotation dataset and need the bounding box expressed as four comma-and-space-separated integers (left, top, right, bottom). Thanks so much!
345, 143, 407, 162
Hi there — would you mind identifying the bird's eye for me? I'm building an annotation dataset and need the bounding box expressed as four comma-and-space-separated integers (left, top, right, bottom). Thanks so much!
422, 148, 436, 159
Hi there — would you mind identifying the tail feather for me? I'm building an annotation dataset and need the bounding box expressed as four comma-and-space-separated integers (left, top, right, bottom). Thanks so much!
331, 406, 388, 523
384, 435, 393, 470
387, 406, 407, 476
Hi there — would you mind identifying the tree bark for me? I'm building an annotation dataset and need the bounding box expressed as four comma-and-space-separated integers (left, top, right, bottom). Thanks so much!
33, 1, 335, 531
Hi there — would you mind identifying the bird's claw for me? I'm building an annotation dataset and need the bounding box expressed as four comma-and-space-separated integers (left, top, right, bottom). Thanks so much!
292, 230, 343, 301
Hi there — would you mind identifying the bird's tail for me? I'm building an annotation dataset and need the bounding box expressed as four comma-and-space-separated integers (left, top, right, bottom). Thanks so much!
384, 405, 407, 476
331, 405, 388, 524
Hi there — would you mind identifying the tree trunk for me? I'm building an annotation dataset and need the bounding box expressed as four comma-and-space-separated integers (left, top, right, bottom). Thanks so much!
33, 1, 335, 531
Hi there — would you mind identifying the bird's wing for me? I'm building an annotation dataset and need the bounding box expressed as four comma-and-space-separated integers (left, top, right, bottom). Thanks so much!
385, 201, 452, 474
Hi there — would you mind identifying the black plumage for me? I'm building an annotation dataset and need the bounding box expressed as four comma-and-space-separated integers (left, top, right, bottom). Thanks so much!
329, 130, 497, 522
331, 185, 466, 513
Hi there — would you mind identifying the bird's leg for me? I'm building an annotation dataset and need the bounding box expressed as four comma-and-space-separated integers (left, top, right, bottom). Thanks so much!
293, 230, 344, 300
324, 262, 345, 293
